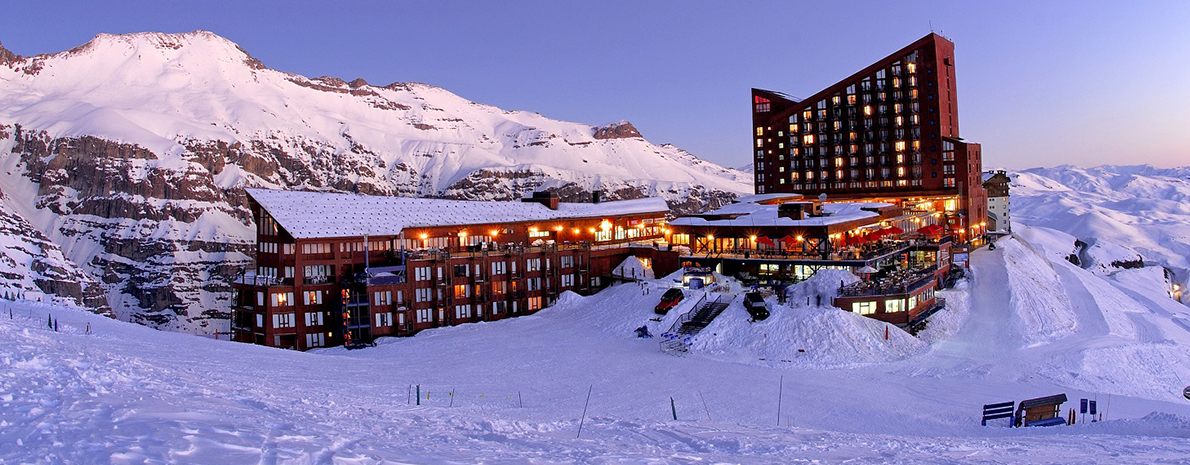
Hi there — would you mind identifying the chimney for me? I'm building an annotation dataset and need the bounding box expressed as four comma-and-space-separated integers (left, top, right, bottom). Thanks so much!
522, 190, 560, 210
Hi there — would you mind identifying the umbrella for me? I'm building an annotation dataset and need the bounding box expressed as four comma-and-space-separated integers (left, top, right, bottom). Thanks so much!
918, 224, 942, 235
779, 235, 799, 245
757, 236, 776, 247
886, 226, 904, 234
851, 234, 870, 244
867, 230, 886, 240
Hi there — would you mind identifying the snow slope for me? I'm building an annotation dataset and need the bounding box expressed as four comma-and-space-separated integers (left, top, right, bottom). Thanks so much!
0, 31, 751, 198
1012, 165, 1190, 289
3, 225, 1190, 463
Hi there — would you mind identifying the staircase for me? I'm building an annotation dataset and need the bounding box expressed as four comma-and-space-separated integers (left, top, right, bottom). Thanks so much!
659, 294, 731, 354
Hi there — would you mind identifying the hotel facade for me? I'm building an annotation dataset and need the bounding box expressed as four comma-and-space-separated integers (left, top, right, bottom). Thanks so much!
750, 33, 988, 244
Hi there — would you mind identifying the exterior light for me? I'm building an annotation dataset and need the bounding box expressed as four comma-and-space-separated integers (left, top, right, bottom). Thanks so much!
458, 231, 468, 237
419, 233, 428, 240
600, 220, 612, 231
573, 228, 580, 234
750, 235, 758, 242
530, 227, 538, 233
707, 234, 714, 240
490, 229, 499, 236
588, 228, 595, 233
554, 225, 564, 231
796, 235, 804, 241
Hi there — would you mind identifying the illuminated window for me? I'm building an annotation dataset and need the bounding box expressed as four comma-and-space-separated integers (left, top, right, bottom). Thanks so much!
885, 298, 904, 313
756, 127, 764, 136
853, 301, 876, 315
863, 105, 872, 116
895, 141, 906, 152
803, 134, 815, 144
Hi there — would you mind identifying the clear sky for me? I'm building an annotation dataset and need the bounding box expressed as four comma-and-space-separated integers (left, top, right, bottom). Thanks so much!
2, 1, 1187, 170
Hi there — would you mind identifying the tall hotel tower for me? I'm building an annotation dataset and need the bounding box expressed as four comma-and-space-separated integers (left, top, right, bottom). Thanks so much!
751, 33, 987, 242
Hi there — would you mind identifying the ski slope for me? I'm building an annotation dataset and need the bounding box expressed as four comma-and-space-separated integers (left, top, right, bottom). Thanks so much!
2, 227, 1190, 463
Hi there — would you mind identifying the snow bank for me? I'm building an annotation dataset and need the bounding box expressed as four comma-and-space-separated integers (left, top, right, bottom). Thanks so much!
611, 256, 654, 281
694, 271, 924, 367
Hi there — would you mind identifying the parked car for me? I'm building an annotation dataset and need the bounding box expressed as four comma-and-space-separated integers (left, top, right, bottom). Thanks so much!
654, 288, 684, 314
743, 291, 769, 321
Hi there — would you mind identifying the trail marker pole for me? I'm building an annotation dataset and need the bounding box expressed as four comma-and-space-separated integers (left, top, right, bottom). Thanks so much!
449, 390, 455, 407
416, 385, 420, 406
577, 385, 593, 439
670, 397, 678, 420
776, 376, 784, 427
698, 390, 712, 421
407, 384, 412, 405
519, 391, 523, 408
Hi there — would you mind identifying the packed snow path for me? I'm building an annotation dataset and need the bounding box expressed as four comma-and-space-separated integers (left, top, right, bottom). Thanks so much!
3, 228, 1190, 462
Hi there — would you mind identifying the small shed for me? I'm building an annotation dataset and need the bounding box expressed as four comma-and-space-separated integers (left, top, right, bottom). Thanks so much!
1017, 393, 1068, 427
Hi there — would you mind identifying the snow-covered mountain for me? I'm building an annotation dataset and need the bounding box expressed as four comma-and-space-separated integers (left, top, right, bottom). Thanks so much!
1010, 165, 1190, 292
0, 31, 751, 330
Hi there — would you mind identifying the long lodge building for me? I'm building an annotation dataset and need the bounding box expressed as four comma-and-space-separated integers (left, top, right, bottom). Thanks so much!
232, 189, 679, 350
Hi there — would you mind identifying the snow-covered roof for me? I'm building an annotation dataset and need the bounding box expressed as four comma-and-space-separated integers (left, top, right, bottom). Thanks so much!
670, 201, 891, 228
732, 193, 805, 204
246, 189, 669, 239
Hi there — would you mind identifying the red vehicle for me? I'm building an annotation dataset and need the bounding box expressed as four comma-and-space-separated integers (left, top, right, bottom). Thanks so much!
654, 288, 684, 314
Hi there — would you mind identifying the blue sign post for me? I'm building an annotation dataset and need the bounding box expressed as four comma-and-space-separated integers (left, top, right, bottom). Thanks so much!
1080, 398, 1087, 414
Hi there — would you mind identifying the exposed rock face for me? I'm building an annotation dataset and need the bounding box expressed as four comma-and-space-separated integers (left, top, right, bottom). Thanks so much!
0, 184, 111, 315
0, 31, 752, 331
0, 41, 19, 66
593, 121, 643, 139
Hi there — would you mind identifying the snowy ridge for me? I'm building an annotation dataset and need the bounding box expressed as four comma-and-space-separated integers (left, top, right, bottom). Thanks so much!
1012, 165, 1190, 282
0, 30, 750, 329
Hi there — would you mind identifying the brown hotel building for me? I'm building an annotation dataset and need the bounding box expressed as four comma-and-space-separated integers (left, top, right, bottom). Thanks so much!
751, 33, 987, 242
231, 189, 678, 350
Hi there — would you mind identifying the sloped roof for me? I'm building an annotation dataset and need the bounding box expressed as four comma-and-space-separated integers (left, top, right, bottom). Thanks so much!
246, 188, 669, 239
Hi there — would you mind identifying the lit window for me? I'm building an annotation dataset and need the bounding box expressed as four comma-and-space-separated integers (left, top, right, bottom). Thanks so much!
853, 301, 877, 315
863, 105, 872, 116
803, 134, 815, 145
756, 127, 764, 136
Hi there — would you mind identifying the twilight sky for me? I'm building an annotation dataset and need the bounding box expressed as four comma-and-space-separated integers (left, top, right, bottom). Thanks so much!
2, 1, 1187, 170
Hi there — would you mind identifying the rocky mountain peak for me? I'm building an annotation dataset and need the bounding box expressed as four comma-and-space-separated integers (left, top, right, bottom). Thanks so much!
0, 40, 20, 66
592, 121, 642, 139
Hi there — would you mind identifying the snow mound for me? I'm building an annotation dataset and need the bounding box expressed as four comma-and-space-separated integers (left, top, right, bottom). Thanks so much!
694, 271, 924, 367
611, 256, 654, 280
783, 268, 860, 304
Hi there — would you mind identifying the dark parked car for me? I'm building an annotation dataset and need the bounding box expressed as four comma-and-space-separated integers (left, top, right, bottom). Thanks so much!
655, 288, 685, 314
743, 291, 769, 321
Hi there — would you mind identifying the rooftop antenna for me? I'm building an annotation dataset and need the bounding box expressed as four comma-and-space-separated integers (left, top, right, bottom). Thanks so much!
929, 20, 934, 33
